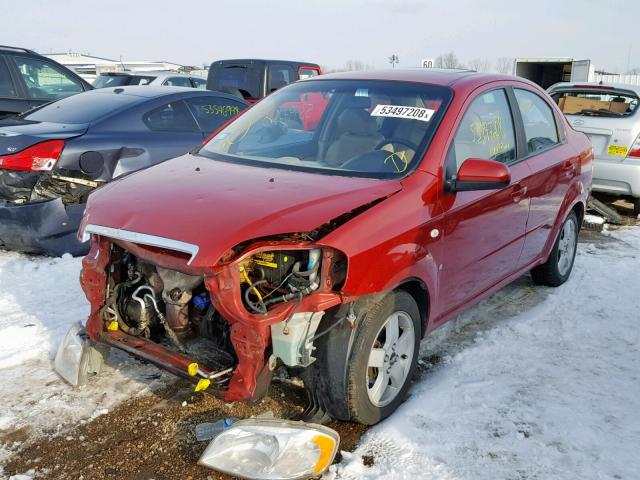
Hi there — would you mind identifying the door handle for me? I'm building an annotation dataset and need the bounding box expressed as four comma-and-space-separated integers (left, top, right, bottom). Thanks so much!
511, 185, 528, 203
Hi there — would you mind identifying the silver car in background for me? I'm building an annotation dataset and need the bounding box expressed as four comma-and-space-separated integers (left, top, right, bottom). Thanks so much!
548, 82, 640, 215
93, 71, 207, 89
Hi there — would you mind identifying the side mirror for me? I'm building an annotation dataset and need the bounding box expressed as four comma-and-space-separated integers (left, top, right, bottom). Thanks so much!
445, 158, 511, 192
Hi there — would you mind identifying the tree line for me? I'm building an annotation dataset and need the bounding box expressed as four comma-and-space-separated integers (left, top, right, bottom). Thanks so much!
325, 53, 513, 74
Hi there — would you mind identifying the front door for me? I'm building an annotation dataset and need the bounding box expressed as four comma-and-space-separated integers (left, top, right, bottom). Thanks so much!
436, 88, 531, 320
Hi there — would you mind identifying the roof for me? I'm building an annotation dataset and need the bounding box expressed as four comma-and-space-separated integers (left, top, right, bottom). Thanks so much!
548, 81, 640, 95
211, 59, 320, 66
0, 45, 36, 54
305, 68, 514, 87
98, 70, 197, 78
46, 52, 118, 63
88, 85, 200, 98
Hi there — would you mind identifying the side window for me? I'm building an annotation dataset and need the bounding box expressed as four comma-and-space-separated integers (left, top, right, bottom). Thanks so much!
143, 100, 199, 132
163, 77, 192, 87
514, 88, 559, 154
13, 56, 83, 100
298, 67, 320, 80
451, 89, 516, 170
268, 64, 295, 92
191, 78, 206, 89
184, 96, 245, 133
0, 57, 18, 97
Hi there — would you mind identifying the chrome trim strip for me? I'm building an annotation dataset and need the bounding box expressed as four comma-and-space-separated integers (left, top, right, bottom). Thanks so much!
83, 224, 199, 265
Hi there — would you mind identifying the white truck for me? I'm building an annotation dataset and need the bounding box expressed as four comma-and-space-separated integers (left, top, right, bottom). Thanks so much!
514, 58, 640, 89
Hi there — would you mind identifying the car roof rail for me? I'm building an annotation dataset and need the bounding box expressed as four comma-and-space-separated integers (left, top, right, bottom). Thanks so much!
0, 45, 36, 54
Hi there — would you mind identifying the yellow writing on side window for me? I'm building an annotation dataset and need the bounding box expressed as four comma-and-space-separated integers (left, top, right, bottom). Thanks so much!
202, 104, 240, 117
471, 117, 505, 145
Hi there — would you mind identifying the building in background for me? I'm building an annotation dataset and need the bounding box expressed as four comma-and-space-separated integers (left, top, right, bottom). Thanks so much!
44, 52, 193, 82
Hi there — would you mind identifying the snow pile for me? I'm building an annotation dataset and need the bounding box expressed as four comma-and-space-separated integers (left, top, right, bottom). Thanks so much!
335, 227, 640, 480
0, 251, 169, 461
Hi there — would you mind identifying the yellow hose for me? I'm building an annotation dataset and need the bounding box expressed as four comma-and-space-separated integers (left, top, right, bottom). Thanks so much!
240, 265, 264, 302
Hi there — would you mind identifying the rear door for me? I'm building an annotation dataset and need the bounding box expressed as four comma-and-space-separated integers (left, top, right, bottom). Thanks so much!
437, 87, 531, 319
512, 87, 577, 267
0, 55, 29, 117
207, 61, 264, 101
570, 60, 591, 82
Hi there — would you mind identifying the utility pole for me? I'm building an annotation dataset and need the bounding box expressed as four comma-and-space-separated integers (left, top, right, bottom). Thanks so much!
388, 54, 399, 69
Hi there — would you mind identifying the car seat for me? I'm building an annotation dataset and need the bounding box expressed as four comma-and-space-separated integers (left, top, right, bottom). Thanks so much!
323, 101, 384, 167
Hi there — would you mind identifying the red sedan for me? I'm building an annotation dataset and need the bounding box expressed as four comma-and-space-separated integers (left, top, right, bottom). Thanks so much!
72, 70, 592, 425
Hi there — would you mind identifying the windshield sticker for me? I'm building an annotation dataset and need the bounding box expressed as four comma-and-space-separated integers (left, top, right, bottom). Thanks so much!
371, 104, 435, 122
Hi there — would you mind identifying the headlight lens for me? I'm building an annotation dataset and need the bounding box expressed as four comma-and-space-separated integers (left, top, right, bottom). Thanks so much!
198, 419, 339, 479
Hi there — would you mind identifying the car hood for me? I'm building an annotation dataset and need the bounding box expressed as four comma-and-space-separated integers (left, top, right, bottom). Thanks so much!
84, 154, 402, 267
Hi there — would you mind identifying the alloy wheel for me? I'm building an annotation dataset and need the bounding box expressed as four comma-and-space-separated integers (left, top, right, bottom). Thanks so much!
366, 311, 415, 407
557, 217, 577, 276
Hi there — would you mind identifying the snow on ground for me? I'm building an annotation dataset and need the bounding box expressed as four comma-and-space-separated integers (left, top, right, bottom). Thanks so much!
0, 252, 170, 463
334, 227, 640, 480
0, 227, 638, 479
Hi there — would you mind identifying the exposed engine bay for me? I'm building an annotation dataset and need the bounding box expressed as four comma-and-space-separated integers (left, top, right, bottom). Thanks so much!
101, 248, 236, 387
239, 248, 322, 314
96, 242, 345, 396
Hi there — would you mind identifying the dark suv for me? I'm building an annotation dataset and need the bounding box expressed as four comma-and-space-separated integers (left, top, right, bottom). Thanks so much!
0, 45, 92, 118
207, 59, 321, 102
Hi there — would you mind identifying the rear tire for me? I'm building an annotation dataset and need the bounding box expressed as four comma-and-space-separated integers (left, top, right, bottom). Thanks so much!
302, 291, 421, 425
531, 210, 579, 287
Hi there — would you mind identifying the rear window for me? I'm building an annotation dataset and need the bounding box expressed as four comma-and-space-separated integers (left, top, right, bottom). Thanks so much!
22, 92, 139, 124
208, 63, 261, 99
93, 74, 156, 88
551, 88, 639, 117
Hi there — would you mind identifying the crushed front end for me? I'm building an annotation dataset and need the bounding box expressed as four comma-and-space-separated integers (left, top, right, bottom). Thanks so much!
80, 230, 347, 402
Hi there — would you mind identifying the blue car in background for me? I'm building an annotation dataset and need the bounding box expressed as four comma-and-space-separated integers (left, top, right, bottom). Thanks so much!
0, 86, 249, 256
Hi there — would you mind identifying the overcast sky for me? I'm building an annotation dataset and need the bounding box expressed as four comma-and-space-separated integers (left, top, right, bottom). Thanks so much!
2, 0, 638, 73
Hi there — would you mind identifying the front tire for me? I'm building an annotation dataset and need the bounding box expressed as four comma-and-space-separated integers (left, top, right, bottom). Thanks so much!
531, 210, 579, 287
302, 291, 421, 425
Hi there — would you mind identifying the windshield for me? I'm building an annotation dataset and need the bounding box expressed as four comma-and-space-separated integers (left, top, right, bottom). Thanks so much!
93, 74, 156, 88
21, 92, 139, 124
208, 63, 262, 99
198, 79, 452, 179
551, 88, 639, 117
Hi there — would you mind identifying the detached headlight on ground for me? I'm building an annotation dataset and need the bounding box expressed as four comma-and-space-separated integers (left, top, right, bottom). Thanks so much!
54, 321, 107, 386
198, 418, 339, 479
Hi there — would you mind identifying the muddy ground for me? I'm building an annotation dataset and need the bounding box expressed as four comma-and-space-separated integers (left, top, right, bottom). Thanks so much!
2, 375, 369, 480
2, 196, 637, 480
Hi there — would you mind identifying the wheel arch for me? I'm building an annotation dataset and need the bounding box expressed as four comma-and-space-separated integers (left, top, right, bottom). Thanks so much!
571, 199, 585, 230
395, 277, 430, 338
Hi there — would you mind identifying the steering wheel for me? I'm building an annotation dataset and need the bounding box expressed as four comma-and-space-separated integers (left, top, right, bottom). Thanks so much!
374, 137, 419, 152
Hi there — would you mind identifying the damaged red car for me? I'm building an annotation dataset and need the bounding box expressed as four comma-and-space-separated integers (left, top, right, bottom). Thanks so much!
65, 70, 592, 425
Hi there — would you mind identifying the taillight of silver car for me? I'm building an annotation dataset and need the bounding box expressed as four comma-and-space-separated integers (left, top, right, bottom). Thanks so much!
0, 139, 64, 171
627, 134, 640, 158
